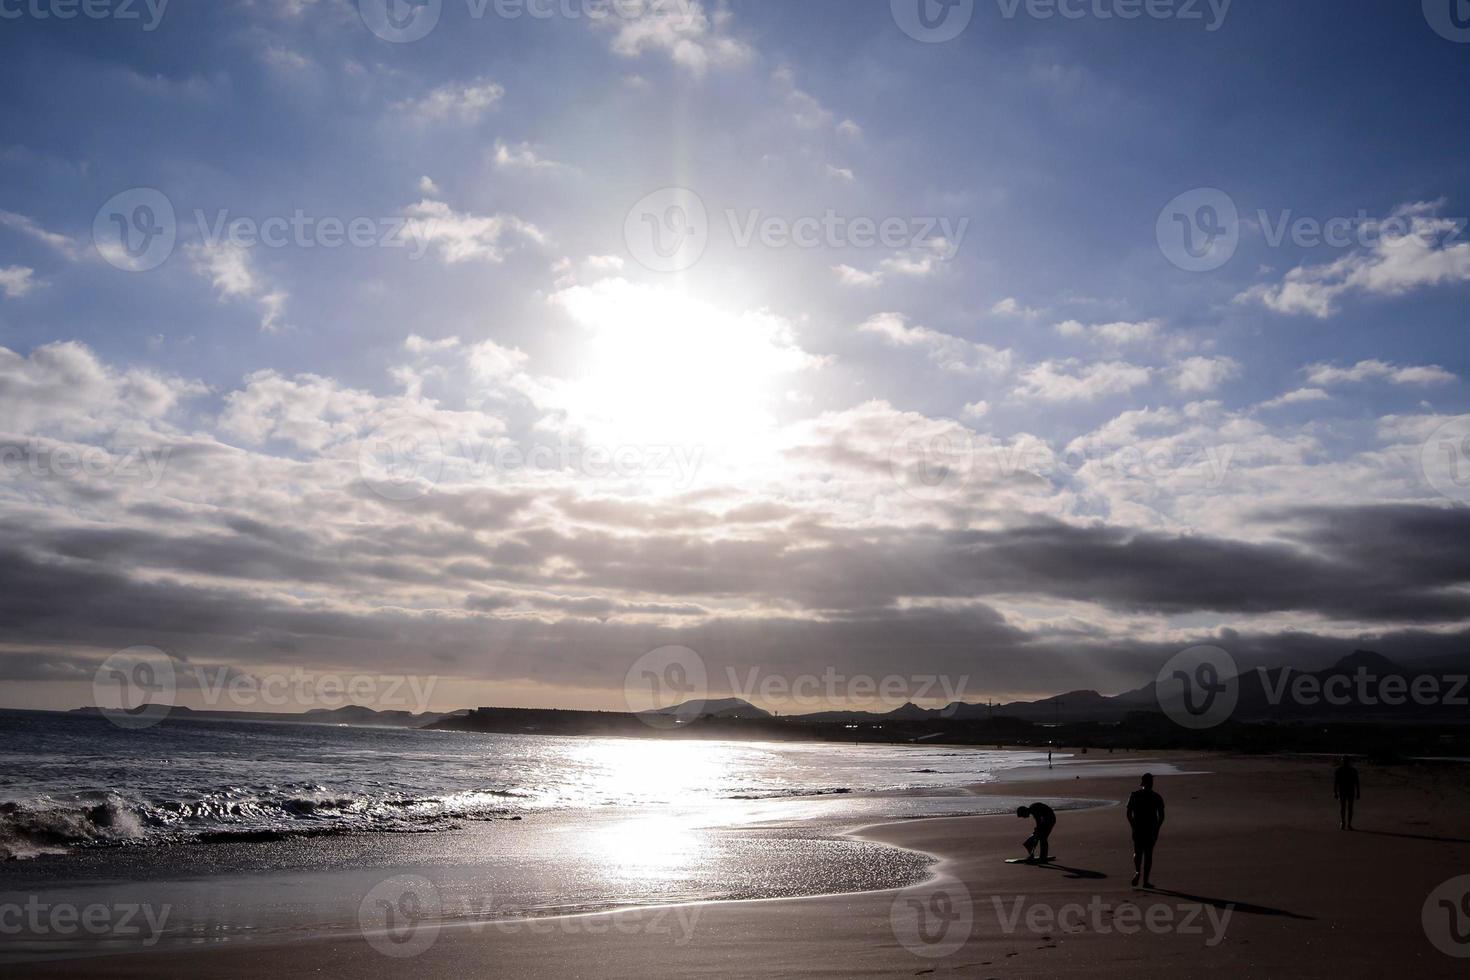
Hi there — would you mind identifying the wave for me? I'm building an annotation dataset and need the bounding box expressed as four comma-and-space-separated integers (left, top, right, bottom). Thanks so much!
0, 786, 529, 860
725, 787, 853, 800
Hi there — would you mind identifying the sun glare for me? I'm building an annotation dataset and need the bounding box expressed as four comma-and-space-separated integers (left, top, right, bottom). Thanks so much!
554, 280, 815, 459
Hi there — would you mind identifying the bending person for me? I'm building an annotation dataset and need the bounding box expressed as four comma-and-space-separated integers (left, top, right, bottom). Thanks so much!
1016, 802, 1056, 861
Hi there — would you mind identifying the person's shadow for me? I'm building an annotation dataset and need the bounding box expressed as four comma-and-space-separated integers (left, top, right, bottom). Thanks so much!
1144, 887, 1314, 919
1359, 829, 1470, 845
1021, 861, 1108, 880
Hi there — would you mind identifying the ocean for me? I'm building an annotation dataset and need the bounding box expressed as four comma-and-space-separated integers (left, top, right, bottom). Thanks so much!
0, 710, 1065, 960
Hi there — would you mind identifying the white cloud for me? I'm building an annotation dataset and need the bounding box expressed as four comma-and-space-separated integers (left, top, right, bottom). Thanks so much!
493, 140, 572, 174
990, 297, 1041, 319
824, 164, 856, 183
0, 210, 80, 259
187, 243, 288, 333
1014, 360, 1152, 402
1304, 359, 1456, 387
395, 79, 504, 123
418, 175, 441, 196
1054, 318, 1160, 345
962, 400, 991, 419
1236, 201, 1470, 318
0, 341, 202, 435
599, 0, 752, 75
1257, 388, 1330, 410
858, 313, 1011, 375
402, 199, 544, 264
0, 265, 37, 298
833, 264, 881, 288
1170, 355, 1240, 394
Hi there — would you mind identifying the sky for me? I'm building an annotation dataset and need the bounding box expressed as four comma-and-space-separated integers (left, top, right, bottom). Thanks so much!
1, 0, 1469, 716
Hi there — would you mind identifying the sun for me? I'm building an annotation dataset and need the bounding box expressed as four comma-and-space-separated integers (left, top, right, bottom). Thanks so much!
551, 279, 817, 463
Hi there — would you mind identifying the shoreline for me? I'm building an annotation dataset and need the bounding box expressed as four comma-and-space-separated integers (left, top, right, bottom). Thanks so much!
17, 752, 1470, 977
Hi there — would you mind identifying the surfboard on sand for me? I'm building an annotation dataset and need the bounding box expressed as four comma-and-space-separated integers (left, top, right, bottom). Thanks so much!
1005, 856, 1058, 864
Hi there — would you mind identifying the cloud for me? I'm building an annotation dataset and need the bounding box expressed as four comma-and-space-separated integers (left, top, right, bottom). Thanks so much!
395, 79, 505, 123
0, 265, 37, 298
493, 140, 573, 174
990, 297, 1040, 319
1170, 355, 1240, 394
402, 199, 545, 264
187, 242, 289, 332
598, 0, 752, 75
858, 313, 1012, 375
1014, 360, 1152, 401
1257, 388, 1330, 410
833, 264, 881, 288
1055, 318, 1160, 345
1304, 359, 1456, 387
1236, 202, 1470, 318
0, 210, 80, 259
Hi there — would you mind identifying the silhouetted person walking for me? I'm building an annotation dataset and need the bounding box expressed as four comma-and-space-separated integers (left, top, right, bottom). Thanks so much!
1334, 757, 1360, 830
1127, 773, 1165, 887
1017, 802, 1056, 861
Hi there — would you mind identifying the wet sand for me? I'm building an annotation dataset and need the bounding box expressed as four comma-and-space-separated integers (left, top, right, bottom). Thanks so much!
20, 752, 1470, 978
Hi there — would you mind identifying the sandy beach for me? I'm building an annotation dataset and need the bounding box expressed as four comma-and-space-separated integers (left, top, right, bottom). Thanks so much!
18, 751, 1470, 979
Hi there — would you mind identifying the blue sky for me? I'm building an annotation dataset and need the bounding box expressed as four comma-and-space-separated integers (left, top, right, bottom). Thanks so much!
2, 1, 1469, 714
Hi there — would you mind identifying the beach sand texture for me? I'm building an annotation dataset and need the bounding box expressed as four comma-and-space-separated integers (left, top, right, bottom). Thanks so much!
20, 753, 1470, 979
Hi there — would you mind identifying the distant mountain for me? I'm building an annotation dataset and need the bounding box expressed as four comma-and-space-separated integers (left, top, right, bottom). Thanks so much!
787, 651, 1467, 726
640, 697, 772, 720
71, 704, 462, 729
